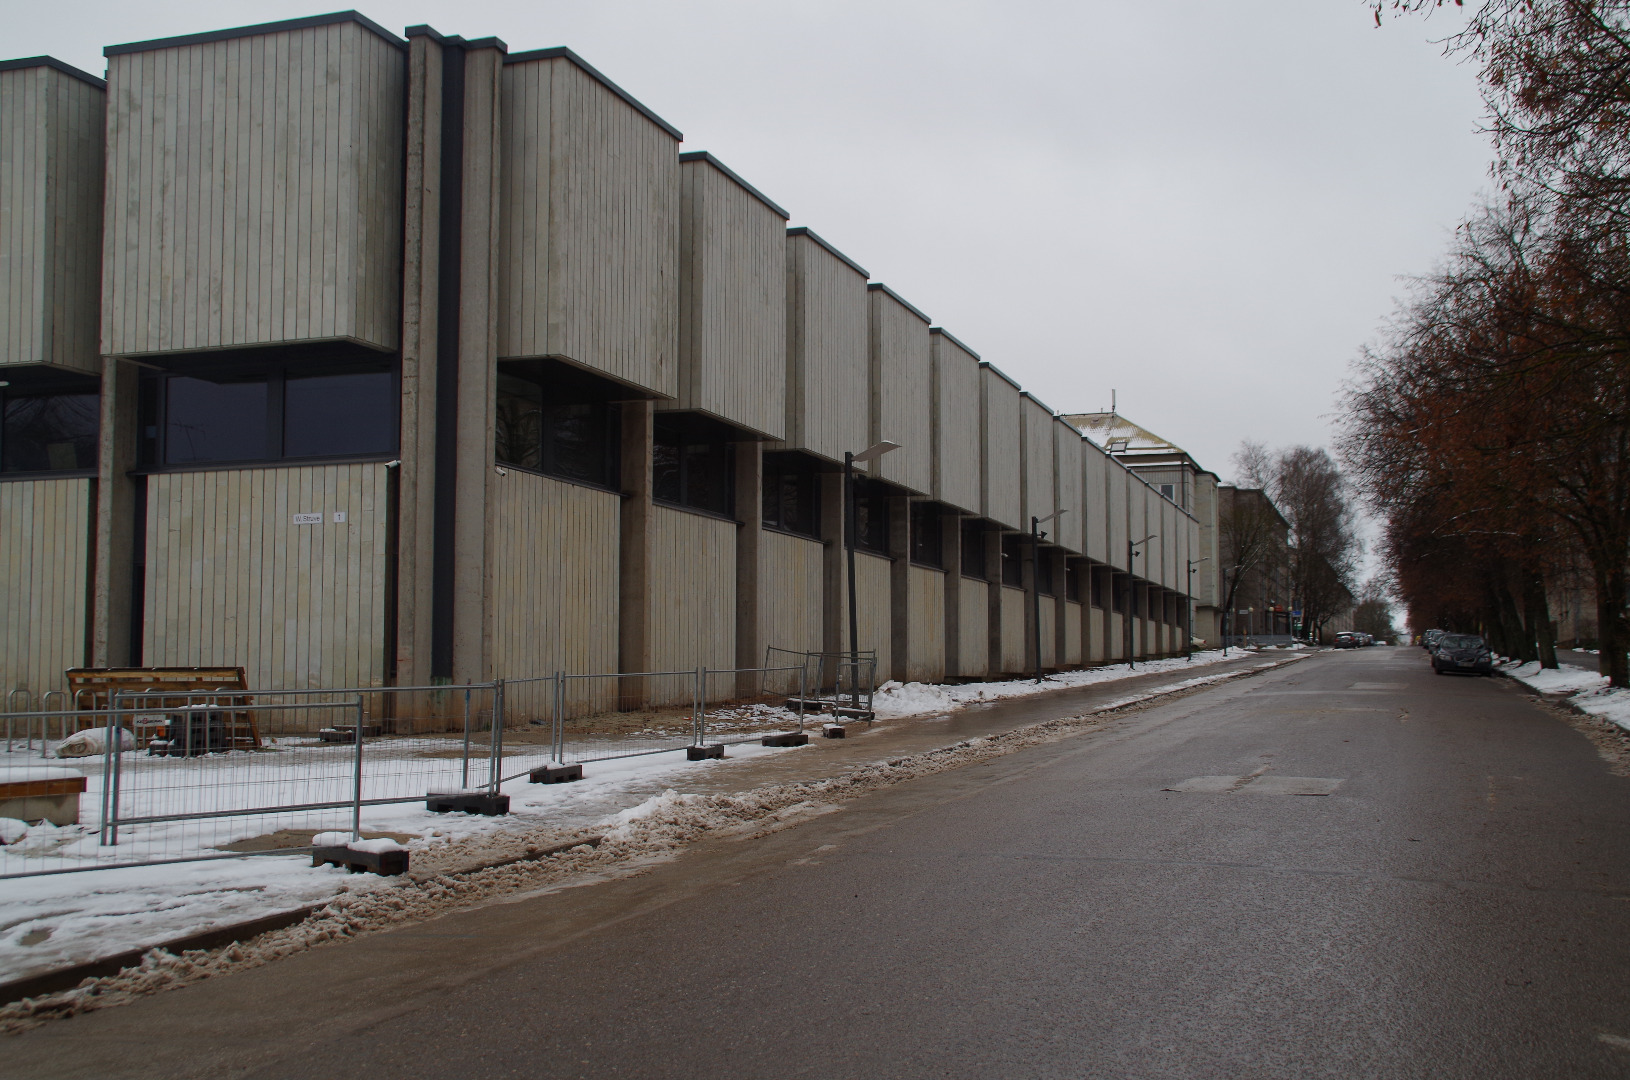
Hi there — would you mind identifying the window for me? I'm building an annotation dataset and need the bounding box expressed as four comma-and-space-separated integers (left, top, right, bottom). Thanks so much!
850, 477, 891, 555
1000, 534, 1025, 587
1035, 548, 1055, 596
140, 344, 397, 467
653, 415, 733, 516
1111, 572, 1125, 614
1, 378, 99, 474
909, 501, 943, 568
960, 518, 987, 579
496, 360, 620, 488
1066, 561, 1083, 603
762, 452, 821, 538
1090, 566, 1105, 609
1159, 483, 1175, 501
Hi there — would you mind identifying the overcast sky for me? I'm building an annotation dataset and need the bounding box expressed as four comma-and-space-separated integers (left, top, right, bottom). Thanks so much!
13, 0, 1491, 487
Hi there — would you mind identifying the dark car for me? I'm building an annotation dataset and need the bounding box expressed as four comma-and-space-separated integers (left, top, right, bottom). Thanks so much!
1334, 632, 1358, 648
1431, 633, 1494, 675
1422, 629, 1445, 650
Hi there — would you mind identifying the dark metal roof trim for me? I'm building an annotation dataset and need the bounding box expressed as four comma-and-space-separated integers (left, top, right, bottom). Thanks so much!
504, 46, 682, 140
1020, 389, 1054, 415
105, 10, 406, 56
0, 56, 106, 88
929, 327, 981, 360
978, 360, 1022, 390
402, 28, 507, 52
867, 282, 931, 325
678, 151, 789, 220
786, 226, 868, 278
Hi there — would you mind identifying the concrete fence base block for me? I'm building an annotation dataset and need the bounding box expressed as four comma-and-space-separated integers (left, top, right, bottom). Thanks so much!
426, 792, 511, 816
832, 707, 875, 722
529, 763, 584, 784
319, 725, 383, 743
311, 845, 410, 876
762, 732, 809, 747
687, 744, 725, 760
821, 724, 847, 739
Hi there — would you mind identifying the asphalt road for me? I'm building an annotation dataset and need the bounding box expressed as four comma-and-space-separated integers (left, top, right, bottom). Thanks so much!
9, 647, 1630, 1079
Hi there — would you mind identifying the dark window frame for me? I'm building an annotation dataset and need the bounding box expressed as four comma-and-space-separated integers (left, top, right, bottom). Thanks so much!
761, 451, 822, 539
909, 501, 943, 570
1035, 546, 1056, 596
850, 477, 892, 557
653, 415, 735, 518
1000, 533, 1025, 588
139, 345, 400, 470
0, 372, 100, 478
960, 518, 988, 580
495, 361, 622, 492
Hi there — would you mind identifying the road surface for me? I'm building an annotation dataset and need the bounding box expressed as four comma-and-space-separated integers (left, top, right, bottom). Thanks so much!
8, 647, 1630, 1079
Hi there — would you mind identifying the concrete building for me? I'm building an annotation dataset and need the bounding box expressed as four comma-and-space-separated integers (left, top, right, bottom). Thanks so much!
1064, 411, 1221, 646
1, 13, 1214, 713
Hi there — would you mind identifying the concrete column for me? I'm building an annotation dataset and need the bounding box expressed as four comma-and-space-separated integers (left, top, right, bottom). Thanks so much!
619, 401, 655, 680
1021, 536, 1037, 675
394, 30, 444, 689
820, 470, 845, 658
449, 42, 504, 686
91, 357, 141, 667
942, 513, 962, 677
733, 441, 762, 695
984, 529, 1003, 675
888, 496, 911, 683
1053, 551, 1070, 669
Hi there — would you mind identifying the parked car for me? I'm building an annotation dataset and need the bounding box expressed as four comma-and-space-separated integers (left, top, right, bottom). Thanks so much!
1422, 629, 1445, 651
1431, 633, 1494, 675
1334, 632, 1359, 649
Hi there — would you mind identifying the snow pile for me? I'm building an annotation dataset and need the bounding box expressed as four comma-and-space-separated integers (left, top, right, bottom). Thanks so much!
0, 766, 83, 783
53, 728, 131, 759
0, 819, 27, 845
310, 833, 406, 854
1502, 660, 1630, 733
872, 649, 1253, 718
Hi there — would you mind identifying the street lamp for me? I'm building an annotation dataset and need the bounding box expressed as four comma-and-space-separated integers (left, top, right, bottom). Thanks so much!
1126, 534, 1155, 670
1185, 557, 1210, 662
1031, 509, 1068, 683
845, 441, 900, 710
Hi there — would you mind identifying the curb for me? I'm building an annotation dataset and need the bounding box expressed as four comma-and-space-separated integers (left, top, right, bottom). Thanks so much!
0, 834, 608, 1008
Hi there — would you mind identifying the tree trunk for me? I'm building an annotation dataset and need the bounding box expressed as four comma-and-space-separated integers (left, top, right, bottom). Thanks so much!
1497, 584, 1534, 662
1596, 564, 1629, 688
1525, 571, 1558, 669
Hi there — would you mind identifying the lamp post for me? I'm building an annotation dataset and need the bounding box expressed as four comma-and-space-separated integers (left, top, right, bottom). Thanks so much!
1125, 534, 1155, 670
1185, 556, 1210, 662
845, 441, 900, 710
1030, 509, 1068, 683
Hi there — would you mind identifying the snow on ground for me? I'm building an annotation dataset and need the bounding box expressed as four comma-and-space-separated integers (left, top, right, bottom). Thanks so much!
0, 647, 1277, 988
872, 648, 1264, 718
1501, 659, 1630, 732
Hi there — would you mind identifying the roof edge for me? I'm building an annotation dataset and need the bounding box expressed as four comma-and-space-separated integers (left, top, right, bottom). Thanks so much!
678, 151, 789, 220
866, 282, 931, 325
105, 10, 406, 57
786, 227, 868, 278
504, 46, 681, 141
929, 327, 981, 360
978, 360, 1022, 391
0, 56, 106, 88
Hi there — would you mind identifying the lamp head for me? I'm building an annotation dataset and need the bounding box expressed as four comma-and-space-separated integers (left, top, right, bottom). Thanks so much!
851, 440, 901, 464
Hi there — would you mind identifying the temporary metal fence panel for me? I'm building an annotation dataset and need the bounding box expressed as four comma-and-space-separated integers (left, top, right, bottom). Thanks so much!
547, 670, 703, 767
1, 684, 500, 879
696, 665, 808, 745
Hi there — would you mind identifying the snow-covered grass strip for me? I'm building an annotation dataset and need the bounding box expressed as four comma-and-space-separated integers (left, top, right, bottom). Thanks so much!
1500, 660, 1630, 732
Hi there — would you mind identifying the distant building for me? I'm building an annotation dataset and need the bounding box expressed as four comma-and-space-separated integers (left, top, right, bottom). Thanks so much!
1062, 412, 1222, 645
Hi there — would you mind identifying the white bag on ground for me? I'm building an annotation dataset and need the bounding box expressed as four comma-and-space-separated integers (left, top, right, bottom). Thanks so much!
54, 726, 133, 758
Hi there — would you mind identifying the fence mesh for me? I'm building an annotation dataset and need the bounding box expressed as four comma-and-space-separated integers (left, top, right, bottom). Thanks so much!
1, 659, 877, 879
